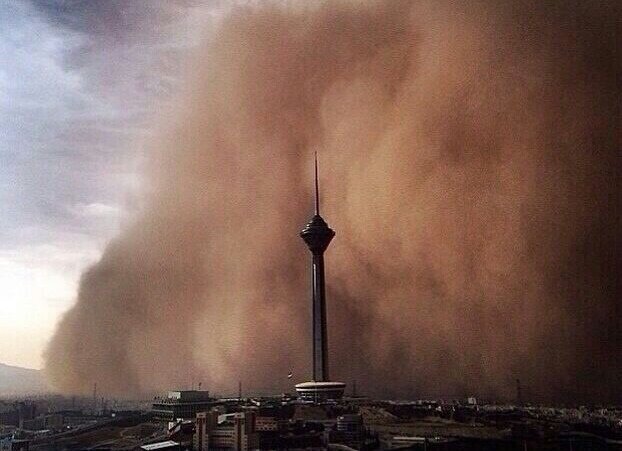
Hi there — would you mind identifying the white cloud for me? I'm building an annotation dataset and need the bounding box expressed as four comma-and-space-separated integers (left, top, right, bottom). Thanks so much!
70, 202, 122, 218
0, 241, 100, 369
0, 0, 215, 370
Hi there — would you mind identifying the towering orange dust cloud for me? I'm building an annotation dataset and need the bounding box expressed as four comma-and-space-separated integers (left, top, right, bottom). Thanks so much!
45, 0, 620, 403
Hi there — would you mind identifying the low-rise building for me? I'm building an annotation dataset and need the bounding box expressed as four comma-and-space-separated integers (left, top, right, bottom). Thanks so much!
254, 416, 282, 432
335, 414, 364, 445
194, 411, 258, 451
152, 391, 216, 421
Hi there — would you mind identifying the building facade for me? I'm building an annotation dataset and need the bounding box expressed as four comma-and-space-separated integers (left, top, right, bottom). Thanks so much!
152, 391, 216, 421
194, 411, 258, 451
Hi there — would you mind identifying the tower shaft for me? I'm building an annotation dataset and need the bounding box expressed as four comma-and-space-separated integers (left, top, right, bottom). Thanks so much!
312, 252, 329, 381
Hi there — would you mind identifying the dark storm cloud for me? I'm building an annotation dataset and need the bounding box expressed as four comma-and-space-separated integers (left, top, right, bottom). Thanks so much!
44, 0, 620, 404
29, 0, 193, 114
30, 0, 201, 37
2, 1, 209, 247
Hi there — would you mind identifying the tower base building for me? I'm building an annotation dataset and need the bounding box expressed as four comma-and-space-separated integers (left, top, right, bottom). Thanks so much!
295, 381, 346, 402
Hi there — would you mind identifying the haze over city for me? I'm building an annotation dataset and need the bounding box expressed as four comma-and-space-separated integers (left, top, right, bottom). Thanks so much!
1, 0, 619, 408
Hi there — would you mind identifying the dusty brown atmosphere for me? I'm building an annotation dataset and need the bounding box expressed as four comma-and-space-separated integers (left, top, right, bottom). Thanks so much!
45, 0, 620, 403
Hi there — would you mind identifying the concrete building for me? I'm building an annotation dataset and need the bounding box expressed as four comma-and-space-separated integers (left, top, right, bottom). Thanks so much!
295, 154, 346, 402
194, 411, 218, 451
254, 416, 281, 432
194, 411, 258, 451
335, 414, 364, 446
152, 391, 216, 420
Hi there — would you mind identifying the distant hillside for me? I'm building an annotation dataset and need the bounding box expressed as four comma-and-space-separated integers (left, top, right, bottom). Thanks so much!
0, 363, 48, 395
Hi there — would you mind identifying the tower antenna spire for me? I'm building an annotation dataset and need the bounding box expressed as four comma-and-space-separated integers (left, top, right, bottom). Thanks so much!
314, 151, 320, 216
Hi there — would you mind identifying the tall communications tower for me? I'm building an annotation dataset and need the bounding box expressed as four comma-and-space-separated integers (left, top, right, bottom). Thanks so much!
295, 153, 346, 402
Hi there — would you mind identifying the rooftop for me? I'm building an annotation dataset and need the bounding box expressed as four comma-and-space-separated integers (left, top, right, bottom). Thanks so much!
140, 440, 180, 451
295, 381, 346, 388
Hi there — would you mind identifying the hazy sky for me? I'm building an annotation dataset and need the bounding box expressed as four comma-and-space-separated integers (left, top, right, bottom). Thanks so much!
5, 0, 618, 403
0, 1, 211, 369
